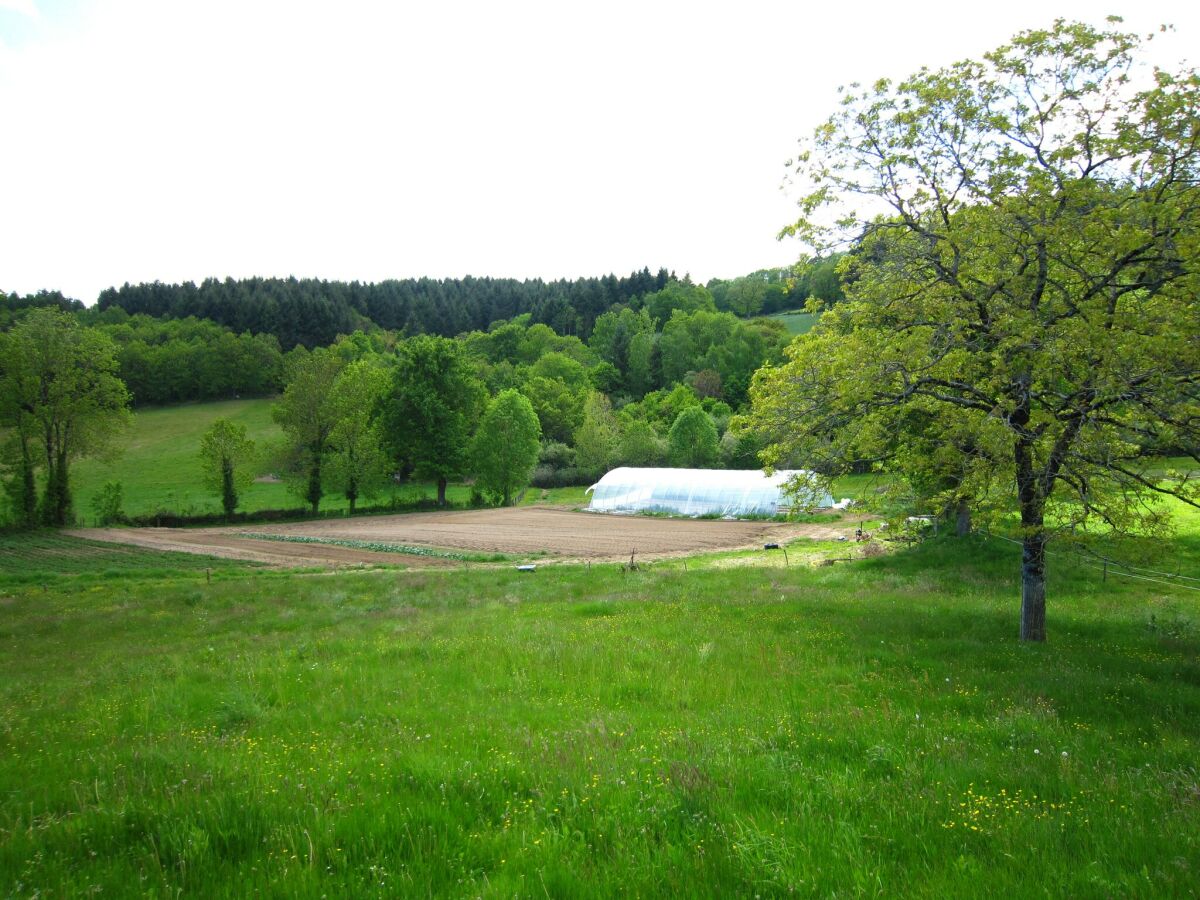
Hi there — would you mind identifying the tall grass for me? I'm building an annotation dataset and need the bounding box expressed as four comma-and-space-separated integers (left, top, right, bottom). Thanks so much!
2, 532, 1198, 896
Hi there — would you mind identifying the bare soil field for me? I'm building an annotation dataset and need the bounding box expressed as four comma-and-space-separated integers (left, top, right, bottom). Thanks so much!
70, 507, 853, 568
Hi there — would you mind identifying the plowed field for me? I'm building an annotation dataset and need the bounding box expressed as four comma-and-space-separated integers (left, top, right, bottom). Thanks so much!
70, 507, 851, 568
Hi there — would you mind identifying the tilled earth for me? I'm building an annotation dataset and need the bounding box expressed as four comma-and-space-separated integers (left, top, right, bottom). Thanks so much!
71, 506, 854, 568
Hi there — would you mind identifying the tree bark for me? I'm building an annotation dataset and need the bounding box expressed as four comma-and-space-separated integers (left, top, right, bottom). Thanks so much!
437, 477, 447, 507
43, 446, 72, 527
955, 498, 971, 537
221, 459, 237, 518
307, 460, 321, 516
1020, 529, 1047, 642
16, 432, 37, 528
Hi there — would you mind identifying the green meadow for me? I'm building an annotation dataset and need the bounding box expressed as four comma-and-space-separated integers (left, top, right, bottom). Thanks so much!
2, 522, 1199, 896
71, 399, 474, 521
765, 310, 820, 336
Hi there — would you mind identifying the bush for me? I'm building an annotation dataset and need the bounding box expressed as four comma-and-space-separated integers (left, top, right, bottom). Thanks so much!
530, 465, 590, 488
538, 442, 577, 469
90, 481, 125, 525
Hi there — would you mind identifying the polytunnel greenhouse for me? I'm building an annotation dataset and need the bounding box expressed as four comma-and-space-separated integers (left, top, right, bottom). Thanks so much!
586, 467, 832, 518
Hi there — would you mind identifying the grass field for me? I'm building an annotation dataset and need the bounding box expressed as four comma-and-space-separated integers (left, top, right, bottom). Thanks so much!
765, 310, 820, 336
0, 533, 256, 588
71, 399, 475, 522
2, 518, 1199, 895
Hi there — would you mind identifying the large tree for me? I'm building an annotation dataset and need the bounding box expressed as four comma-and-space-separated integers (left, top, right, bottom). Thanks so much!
471, 390, 541, 506
668, 407, 720, 468
755, 19, 1200, 641
380, 336, 485, 506
0, 309, 131, 526
272, 347, 344, 515
326, 359, 390, 513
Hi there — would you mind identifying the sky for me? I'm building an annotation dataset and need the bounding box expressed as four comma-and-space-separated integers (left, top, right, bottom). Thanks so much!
1, 0, 1197, 304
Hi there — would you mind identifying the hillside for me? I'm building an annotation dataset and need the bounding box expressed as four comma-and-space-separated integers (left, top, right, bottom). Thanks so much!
71, 399, 472, 521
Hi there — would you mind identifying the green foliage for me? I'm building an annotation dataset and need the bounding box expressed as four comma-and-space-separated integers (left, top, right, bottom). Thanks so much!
573, 392, 620, 479
471, 389, 541, 505
96, 314, 283, 406
668, 406, 720, 468
89, 480, 125, 525
272, 347, 344, 514
764, 19, 1200, 641
617, 419, 665, 467
326, 359, 390, 512
0, 308, 131, 526
638, 280, 716, 325
588, 307, 655, 380
659, 308, 787, 406
381, 336, 485, 506
521, 375, 585, 444
199, 418, 255, 517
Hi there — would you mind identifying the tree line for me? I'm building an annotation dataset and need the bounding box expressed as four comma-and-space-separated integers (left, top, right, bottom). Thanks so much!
0, 277, 797, 526
93, 269, 676, 349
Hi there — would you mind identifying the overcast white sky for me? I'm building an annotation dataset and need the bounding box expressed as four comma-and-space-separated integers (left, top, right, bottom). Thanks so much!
1, 0, 1196, 304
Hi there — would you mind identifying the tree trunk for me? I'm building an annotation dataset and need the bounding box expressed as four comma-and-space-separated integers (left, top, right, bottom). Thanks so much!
306, 458, 322, 516
1020, 529, 1047, 642
1014, 408, 1047, 642
43, 447, 72, 527
955, 498, 971, 537
16, 433, 37, 528
437, 477, 447, 507
221, 459, 237, 518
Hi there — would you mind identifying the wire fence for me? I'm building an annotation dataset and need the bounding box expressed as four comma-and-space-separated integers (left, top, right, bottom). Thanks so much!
978, 530, 1200, 595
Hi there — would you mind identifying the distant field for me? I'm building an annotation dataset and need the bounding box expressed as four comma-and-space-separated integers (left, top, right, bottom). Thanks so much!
71, 399, 473, 522
765, 309, 819, 335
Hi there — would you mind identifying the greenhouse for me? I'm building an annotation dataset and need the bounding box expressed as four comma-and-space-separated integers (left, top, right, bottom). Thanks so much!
586, 467, 832, 518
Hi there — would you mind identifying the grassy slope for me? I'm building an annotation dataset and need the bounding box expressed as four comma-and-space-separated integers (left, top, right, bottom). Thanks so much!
765, 310, 819, 336
0, 533, 255, 587
2, 523, 1199, 896
71, 399, 473, 522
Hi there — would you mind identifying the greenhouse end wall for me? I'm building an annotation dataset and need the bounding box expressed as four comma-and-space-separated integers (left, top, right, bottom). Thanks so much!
585, 467, 831, 517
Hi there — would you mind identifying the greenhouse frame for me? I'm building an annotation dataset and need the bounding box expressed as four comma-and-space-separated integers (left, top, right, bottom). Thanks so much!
586, 467, 832, 518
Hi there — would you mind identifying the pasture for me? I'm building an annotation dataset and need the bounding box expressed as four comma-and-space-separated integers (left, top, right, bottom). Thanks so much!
70, 399, 476, 522
2, 520, 1199, 896
765, 310, 819, 336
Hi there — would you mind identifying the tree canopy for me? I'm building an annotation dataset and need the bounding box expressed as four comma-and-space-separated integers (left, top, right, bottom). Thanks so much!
380, 336, 486, 506
199, 418, 255, 517
754, 19, 1200, 641
471, 390, 541, 506
0, 308, 131, 526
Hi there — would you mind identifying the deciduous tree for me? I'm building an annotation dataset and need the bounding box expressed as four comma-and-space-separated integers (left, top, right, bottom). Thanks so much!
380, 336, 485, 506
326, 359, 390, 513
0, 309, 130, 526
668, 407, 720, 468
757, 19, 1200, 641
199, 418, 255, 518
471, 390, 541, 505
272, 347, 343, 515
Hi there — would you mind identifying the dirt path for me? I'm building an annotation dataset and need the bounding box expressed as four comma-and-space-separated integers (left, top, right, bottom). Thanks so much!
70, 507, 858, 569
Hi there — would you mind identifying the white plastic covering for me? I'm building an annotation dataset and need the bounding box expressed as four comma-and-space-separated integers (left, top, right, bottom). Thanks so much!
586, 467, 832, 517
